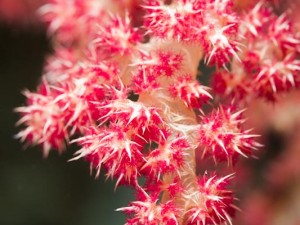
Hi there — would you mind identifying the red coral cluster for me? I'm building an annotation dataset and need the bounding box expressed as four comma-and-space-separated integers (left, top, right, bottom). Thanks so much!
14, 0, 300, 224
213, 1, 300, 101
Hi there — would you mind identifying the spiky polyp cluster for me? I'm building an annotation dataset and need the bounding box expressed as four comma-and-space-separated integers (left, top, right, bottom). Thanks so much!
15, 0, 266, 225
143, 0, 239, 66
15, 85, 68, 156
198, 106, 260, 165
73, 125, 144, 185
92, 14, 141, 59
119, 190, 180, 225
182, 174, 235, 225
169, 75, 212, 109
39, 0, 105, 45
213, 1, 300, 101
119, 174, 235, 225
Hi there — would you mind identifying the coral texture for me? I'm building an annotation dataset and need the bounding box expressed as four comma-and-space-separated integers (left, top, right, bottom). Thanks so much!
14, 0, 300, 224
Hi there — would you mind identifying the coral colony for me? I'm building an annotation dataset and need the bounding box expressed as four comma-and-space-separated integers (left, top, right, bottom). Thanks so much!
15, 0, 300, 224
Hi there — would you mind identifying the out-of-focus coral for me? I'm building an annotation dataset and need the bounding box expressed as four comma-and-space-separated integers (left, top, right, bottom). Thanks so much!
233, 90, 300, 225
0, 0, 45, 25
